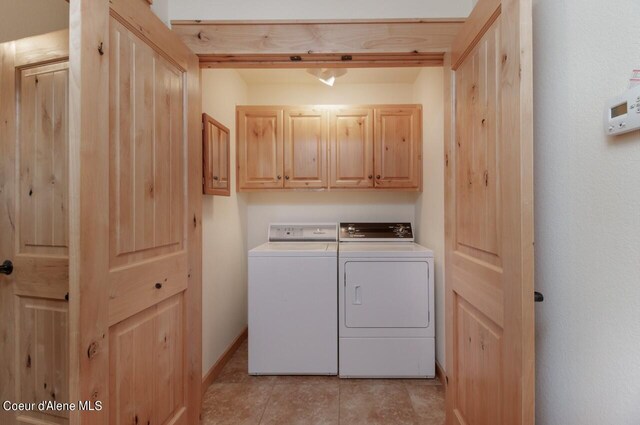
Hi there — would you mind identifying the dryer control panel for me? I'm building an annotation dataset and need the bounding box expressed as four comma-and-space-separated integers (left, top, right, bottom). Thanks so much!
268, 223, 338, 242
339, 222, 414, 242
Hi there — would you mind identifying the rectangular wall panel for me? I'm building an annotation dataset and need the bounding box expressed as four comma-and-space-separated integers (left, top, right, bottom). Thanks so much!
109, 19, 185, 267
18, 63, 69, 257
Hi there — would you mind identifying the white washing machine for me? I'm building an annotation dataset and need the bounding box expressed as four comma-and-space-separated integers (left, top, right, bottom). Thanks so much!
339, 222, 435, 378
248, 223, 338, 375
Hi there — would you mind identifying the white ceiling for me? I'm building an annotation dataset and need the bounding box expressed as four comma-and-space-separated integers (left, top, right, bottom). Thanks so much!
236, 68, 423, 85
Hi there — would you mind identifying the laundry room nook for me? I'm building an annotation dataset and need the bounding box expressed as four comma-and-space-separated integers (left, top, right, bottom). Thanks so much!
198, 63, 449, 423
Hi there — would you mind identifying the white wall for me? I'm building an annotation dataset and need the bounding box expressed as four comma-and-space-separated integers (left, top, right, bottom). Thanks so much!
533, 0, 640, 423
150, 0, 170, 26
169, 0, 473, 21
412, 68, 446, 369
201, 70, 250, 376
0, 0, 68, 43
247, 83, 416, 106
247, 192, 418, 248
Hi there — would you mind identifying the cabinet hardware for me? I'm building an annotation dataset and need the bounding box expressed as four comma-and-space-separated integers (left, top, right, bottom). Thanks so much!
277, 175, 282, 180
285, 175, 290, 180
376, 175, 381, 179
155, 282, 162, 289
368, 175, 373, 179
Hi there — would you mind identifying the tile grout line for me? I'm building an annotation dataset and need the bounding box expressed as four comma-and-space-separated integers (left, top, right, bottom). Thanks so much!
256, 380, 276, 425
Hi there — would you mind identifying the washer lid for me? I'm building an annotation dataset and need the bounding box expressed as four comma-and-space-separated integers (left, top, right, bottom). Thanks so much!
249, 242, 338, 257
339, 242, 434, 258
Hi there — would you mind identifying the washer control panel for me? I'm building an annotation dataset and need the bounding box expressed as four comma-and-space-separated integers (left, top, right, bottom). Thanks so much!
268, 223, 338, 242
604, 84, 640, 136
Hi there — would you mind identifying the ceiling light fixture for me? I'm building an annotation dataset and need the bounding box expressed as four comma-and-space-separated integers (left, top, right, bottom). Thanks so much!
306, 68, 347, 86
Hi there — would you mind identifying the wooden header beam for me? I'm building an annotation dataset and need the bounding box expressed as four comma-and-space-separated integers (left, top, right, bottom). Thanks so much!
171, 19, 464, 68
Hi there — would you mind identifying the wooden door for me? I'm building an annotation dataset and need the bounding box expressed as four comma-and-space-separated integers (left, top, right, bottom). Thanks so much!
444, 0, 534, 424
203, 113, 231, 196
69, 0, 201, 424
0, 30, 70, 425
237, 107, 284, 190
374, 106, 422, 189
329, 107, 374, 188
283, 107, 328, 189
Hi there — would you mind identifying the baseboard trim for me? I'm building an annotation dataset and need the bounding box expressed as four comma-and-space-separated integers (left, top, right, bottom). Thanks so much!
436, 360, 447, 389
202, 326, 248, 394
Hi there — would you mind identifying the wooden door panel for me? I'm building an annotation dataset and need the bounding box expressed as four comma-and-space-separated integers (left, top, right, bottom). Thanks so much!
237, 108, 283, 189
329, 108, 373, 188
18, 62, 69, 256
374, 107, 421, 188
109, 295, 185, 425
70, 3, 202, 423
109, 19, 184, 268
455, 21, 501, 265
445, 0, 534, 424
284, 108, 327, 188
17, 298, 69, 422
453, 297, 502, 425
1, 30, 70, 425
203, 114, 231, 196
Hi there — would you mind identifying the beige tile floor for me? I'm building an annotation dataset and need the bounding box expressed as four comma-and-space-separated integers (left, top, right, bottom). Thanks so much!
202, 340, 445, 425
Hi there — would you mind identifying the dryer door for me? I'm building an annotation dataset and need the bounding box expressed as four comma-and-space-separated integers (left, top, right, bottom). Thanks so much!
344, 261, 429, 328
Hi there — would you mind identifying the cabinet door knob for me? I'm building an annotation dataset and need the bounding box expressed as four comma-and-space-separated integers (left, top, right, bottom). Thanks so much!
277, 175, 282, 180
376, 175, 381, 179
213, 176, 219, 181
368, 175, 373, 179
285, 175, 290, 180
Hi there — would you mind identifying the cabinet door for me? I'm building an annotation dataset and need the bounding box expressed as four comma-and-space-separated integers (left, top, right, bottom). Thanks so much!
203, 113, 230, 196
374, 107, 422, 189
284, 108, 328, 188
237, 108, 284, 189
329, 108, 374, 188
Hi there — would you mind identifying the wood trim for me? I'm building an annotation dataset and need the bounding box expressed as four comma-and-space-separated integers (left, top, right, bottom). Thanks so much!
185, 50, 203, 425
451, 0, 501, 69
14, 29, 69, 68
442, 51, 456, 425
172, 20, 464, 67
173, 18, 466, 25
68, 0, 110, 424
201, 327, 248, 395
199, 52, 445, 69
0, 39, 17, 425
436, 361, 447, 389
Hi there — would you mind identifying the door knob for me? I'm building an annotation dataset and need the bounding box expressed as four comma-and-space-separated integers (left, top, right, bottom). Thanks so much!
534, 291, 544, 302
277, 175, 282, 180
368, 175, 373, 179
213, 176, 219, 181
0, 260, 13, 275
285, 175, 290, 180
376, 175, 381, 179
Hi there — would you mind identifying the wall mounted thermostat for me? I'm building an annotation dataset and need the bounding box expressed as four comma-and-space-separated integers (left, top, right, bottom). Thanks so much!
604, 84, 640, 135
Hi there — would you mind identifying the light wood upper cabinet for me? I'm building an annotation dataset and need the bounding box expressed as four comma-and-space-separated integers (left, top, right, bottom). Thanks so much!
203, 113, 230, 196
329, 108, 374, 188
374, 107, 422, 189
284, 108, 328, 189
237, 108, 284, 189
236, 105, 421, 192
